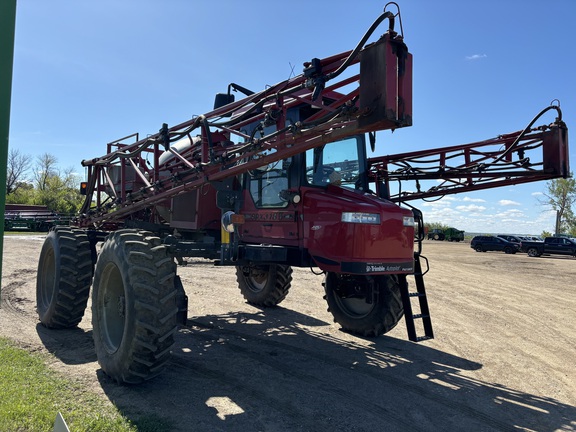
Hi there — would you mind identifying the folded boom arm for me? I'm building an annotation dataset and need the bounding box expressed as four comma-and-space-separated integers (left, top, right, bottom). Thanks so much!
369, 105, 569, 203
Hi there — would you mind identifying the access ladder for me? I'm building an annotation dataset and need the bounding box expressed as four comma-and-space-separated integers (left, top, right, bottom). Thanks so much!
400, 253, 434, 342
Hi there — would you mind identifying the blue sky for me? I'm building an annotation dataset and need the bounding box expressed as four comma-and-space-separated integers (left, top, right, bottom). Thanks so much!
9, 0, 576, 235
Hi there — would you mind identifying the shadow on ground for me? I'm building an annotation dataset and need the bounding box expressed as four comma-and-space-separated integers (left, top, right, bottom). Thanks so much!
79, 306, 576, 432
36, 324, 96, 364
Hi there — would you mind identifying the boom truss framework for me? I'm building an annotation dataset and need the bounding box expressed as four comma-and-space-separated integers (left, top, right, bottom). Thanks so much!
369, 106, 569, 203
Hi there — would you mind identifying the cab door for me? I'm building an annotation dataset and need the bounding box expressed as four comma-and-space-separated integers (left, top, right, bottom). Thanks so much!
238, 157, 301, 246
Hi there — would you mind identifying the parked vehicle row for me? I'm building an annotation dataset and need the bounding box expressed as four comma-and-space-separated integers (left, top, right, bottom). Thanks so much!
470, 234, 576, 258
470, 236, 520, 254
520, 236, 576, 257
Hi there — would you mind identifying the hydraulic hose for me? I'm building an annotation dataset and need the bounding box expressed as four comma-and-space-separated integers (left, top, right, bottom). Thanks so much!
325, 10, 395, 82
213, 7, 398, 126
493, 104, 563, 165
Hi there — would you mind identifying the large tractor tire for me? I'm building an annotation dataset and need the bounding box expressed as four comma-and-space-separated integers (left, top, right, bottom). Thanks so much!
92, 230, 179, 384
36, 227, 93, 328
323, 273, 404, 337
236, 264, 292, 306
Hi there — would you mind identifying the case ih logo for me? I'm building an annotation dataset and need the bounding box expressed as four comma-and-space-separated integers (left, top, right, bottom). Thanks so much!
244, 212, 295, 221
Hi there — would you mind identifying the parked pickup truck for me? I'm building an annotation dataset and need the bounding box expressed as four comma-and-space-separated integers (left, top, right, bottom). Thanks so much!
520, 237, 576, 257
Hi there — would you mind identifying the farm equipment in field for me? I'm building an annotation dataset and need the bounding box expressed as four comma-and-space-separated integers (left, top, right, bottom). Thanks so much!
444, 228, 465, 242
4, 204, 72, 232
427, 227, 465, 242
35, 4, 569, 384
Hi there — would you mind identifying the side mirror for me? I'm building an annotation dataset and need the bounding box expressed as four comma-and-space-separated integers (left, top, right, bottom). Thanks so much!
214, 93, 235, 112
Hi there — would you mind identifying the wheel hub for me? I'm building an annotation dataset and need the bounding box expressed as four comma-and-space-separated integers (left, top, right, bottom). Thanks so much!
244, 266, 268, 291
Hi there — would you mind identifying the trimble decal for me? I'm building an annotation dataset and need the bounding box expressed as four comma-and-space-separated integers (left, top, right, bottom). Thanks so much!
341, 261, 414, 274
366, 264, 402, 272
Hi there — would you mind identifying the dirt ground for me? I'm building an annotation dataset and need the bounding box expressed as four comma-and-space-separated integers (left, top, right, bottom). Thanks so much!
1, 235, 575, 431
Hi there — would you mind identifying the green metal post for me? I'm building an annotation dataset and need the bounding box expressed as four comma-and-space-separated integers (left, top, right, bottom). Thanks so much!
0, 0, 18, 304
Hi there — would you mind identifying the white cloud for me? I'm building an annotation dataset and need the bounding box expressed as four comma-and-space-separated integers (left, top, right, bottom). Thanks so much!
495, 209, 525, 218
455, 204, 486, 212
531, 192, 543, 197
418, 191, 558, 234
466, 54, 487, 60
431, 196, 458, 201
425, 207, 460, 218
499, 199, 521, 206
421, 196, 457, 207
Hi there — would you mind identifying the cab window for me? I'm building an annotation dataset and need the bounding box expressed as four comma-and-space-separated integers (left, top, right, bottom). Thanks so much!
305, 137, 364, 189
248, 158, 291, 208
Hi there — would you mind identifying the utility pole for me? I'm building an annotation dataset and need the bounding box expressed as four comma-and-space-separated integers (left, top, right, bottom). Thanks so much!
0, 0, 18, 304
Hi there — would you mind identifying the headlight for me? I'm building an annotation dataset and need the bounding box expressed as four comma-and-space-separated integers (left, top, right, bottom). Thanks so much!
403, 216, 415, 227
341, 212, 381, 224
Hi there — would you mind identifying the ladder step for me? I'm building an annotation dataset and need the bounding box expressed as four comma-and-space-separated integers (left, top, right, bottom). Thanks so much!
400, 253, 434, 342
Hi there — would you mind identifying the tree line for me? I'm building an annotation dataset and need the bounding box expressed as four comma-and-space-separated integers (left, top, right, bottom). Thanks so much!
6, 148, 84, 214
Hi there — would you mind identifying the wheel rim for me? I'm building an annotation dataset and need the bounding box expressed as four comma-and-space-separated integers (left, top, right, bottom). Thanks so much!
243, 266, 269, 293
39, 247, 56, 310
99, 262, 126, 354
333, 295, 375, 318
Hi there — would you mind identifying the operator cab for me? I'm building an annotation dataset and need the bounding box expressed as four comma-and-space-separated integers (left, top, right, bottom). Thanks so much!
305, 137, 368, 191
235, 93, 372, 206
245, 135, 369, 211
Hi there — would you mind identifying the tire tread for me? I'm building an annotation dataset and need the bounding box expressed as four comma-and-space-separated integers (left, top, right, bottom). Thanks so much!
92, 229, 178, 384
36, 227, 93, 328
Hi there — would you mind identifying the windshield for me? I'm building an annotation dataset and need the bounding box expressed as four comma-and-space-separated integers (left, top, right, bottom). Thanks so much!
305, 137, 366, 190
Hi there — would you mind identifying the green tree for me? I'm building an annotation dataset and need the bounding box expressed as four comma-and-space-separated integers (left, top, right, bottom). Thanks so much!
6, 148, 32, 194
33, 152, 58, 192
5, 181, 34, 205
35, 166, 83, 214
542, 174, 576, 235
5, 152, 83, 214
9, 153, 83, 214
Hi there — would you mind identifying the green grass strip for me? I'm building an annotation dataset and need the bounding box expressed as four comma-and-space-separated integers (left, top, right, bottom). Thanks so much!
0, 337, 137, 432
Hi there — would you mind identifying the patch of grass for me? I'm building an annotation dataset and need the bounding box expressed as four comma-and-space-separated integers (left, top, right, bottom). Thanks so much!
3, 231, 45, 236
0, 337, 152, 432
